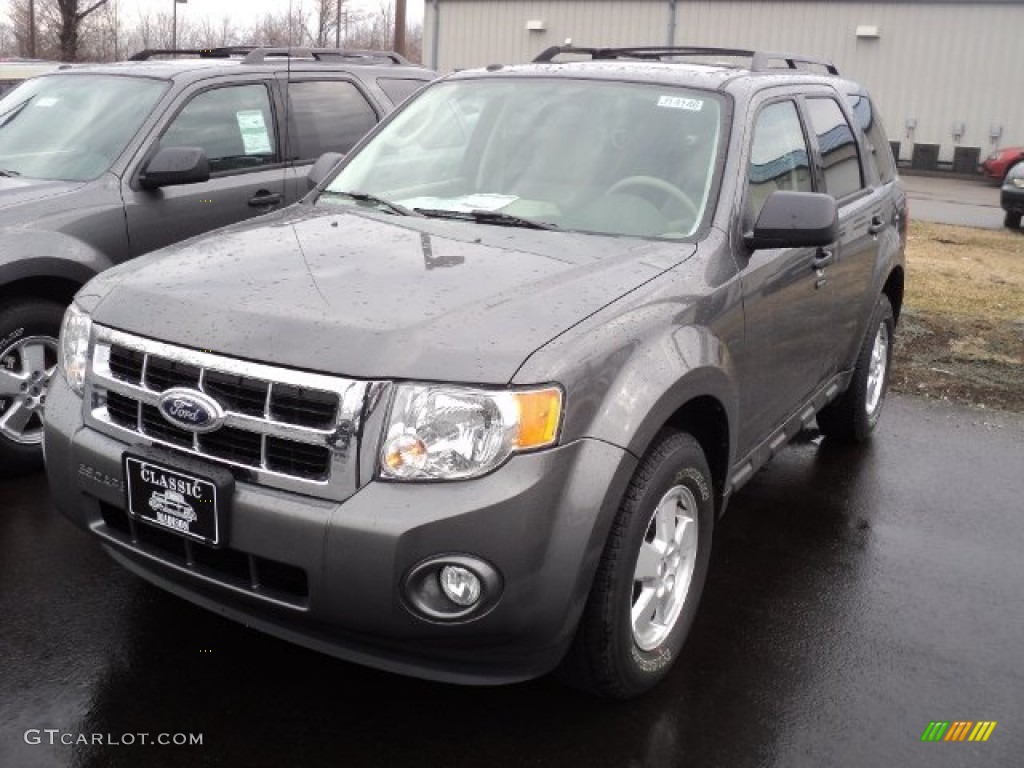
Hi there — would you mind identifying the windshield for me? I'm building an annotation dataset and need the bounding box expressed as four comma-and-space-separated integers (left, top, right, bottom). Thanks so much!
0, 75, 167, 181
324, 78, 724, 238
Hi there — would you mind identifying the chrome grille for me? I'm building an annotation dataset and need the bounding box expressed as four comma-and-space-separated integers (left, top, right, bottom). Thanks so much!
85, 325, 375, 501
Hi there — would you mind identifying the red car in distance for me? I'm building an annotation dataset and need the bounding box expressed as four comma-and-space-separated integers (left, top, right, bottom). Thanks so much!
981, 146, 1024, 181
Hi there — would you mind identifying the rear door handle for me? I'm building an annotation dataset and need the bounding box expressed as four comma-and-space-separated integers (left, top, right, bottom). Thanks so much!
868, 214, 885, 235
812, 247, 834, 269
248, 191, 283, 208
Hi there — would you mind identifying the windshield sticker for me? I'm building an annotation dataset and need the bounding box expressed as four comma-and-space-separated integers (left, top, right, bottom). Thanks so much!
34, 97, 59, 108
657, 96, 704, 112
236, 110, 272, 154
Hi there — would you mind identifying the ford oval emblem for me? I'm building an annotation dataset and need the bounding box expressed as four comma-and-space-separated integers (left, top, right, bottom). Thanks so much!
157, 388, 226, 434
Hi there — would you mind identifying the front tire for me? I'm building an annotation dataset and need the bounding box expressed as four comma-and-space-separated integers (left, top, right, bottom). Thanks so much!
0, 299, 66, 478
817, 294, 895, 443
558, 431, 714, 698
1005, 211, 1022, 230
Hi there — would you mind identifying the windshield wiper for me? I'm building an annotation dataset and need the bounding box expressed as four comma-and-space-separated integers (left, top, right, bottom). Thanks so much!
414, 208, 559, 231
0, 169, 20, 177
325, 190, 418, 217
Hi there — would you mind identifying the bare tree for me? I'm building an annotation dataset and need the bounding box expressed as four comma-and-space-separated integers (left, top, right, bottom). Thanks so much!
309, 0, 335, 48
78, 0, 122, 61
8, 0, 61, 59
250, 4, 311, 47
0, 20, 14, 56
55, 0, 111, 61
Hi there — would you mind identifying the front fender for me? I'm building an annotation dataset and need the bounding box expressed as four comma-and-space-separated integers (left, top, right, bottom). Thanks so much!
513, 257, 742, 466
0, 231, 114, 287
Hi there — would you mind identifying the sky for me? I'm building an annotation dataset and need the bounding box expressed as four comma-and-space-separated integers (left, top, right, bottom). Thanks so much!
0, 0, 426, 29
129, 0, 425, 26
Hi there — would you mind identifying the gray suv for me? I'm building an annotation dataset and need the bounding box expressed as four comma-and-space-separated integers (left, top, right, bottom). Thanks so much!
0, 47, 434, 473
45, 46, 906, 698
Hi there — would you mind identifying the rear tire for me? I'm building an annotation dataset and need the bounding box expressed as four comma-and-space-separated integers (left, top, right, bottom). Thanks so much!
1005, 211, 1022, 230
558, 430, 714, 699
817, 294, 895, 443
0, 299, 66, 478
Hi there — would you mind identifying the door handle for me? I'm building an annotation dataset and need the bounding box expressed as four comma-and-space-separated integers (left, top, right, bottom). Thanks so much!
868, 214, 885, 235
248, 191, 283, 208
812, 247, 834, 269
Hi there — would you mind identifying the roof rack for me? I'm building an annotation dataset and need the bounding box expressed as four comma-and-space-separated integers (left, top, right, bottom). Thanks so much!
129, 47, 413, 66
129, 47, 249, 60
532, 45, 839, 76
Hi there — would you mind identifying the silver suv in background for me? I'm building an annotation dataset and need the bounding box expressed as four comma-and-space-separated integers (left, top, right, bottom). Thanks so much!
0, 46, 434, 474
47, 46, 905, 698
0, 58, 67, 97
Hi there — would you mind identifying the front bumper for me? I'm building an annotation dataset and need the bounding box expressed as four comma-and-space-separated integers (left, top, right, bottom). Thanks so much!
1001, 187, 1024, 215
45, 375, 637, 684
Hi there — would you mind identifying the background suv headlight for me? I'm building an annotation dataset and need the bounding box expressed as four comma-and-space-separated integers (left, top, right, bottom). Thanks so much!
59, 303, 92, 396
380, 384, 562, 481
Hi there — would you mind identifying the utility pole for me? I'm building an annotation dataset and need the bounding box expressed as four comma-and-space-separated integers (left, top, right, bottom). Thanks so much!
173, 0, 188, 50
28, 0, 37, 58
335, 0, 341, 48
394, 0, 406, 56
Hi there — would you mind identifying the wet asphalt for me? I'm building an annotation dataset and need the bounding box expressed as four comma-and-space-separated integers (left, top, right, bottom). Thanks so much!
1, 395, 1022, 768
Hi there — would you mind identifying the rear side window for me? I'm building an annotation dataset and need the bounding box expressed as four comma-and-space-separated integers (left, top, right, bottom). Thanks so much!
747, 100, 813, 223
287, 81, 378, 161
846, 92, 896, 184
805, 97, 863, 199
377, 78, 428, 106
161, 83, 278, 173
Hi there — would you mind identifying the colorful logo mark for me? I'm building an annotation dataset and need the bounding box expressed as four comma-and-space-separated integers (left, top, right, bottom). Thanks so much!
921, 721, 997, 742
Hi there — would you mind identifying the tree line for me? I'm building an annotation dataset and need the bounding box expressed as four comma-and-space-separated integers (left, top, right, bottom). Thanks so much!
0, 0, 422, 63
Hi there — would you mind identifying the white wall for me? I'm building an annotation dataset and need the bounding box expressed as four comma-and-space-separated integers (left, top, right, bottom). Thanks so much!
425, 0, 1024, 162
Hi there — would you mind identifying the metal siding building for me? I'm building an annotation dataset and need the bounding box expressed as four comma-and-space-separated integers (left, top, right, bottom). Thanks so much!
424, 1, 1024, 163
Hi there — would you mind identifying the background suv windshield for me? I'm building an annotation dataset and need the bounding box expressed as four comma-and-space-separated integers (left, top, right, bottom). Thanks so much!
326, 78, 723, 238
0, 75, 167, 181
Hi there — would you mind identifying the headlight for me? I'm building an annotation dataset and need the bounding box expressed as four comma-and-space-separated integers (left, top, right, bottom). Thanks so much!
380, 384, 563, 481
59, 303, 92, 395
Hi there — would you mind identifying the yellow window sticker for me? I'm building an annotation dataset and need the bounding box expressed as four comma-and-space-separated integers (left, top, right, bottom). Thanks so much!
236, 110, 272, 154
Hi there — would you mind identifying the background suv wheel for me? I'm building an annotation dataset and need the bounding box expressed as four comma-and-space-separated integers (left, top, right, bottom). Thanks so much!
0, 299, 65, 477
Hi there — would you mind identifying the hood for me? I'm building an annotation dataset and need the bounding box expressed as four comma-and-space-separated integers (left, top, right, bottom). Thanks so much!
91, 205, 695, 383
0, 175, 86, 214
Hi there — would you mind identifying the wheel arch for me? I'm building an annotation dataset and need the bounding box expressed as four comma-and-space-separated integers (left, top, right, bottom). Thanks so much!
0, 275, 84, 309
662, 395, 731, 516
882, 265, 904, 322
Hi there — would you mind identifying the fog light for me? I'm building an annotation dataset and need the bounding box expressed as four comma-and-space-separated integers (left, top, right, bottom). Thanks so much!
439, 565, 481, 607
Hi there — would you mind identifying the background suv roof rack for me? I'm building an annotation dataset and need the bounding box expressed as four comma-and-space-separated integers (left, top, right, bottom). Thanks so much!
129, 47, 413, 66
129, 47, 251, 60
532, 45, 839, 76
240, 48, 412, 65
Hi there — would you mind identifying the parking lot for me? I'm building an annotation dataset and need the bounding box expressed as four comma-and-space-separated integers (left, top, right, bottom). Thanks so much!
2, 395, 1021, 767
901, 173, 1007, 230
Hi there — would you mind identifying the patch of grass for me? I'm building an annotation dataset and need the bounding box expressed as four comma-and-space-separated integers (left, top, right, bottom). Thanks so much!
905, 222, 1024, 320
892, 222, 1024, 412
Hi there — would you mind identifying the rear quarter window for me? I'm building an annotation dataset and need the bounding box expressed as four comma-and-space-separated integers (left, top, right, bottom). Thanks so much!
377, 78, 429, 106
846, 92, 896, 184
805, 97, 864, 199
287, 80, 378, 161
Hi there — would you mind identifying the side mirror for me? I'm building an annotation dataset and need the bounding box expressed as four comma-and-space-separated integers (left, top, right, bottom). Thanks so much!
744, 191, 838, 250
308, 151, 345, 190
139, 147, 211, 190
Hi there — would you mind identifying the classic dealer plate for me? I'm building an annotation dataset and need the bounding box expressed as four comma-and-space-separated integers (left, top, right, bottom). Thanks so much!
123, 454, 226, 546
